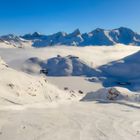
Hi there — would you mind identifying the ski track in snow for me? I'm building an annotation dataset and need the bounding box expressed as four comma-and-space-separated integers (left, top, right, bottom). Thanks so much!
0, 102, 140, 140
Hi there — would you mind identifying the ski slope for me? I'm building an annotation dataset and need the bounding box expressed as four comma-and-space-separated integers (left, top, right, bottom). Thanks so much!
0, 45, 140, 140
0, 102, 140, 140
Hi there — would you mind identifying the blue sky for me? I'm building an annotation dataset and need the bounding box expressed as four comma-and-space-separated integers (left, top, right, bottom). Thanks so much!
0, 0, 140, 35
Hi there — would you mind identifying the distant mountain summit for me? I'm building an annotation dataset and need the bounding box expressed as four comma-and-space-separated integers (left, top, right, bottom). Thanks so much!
1, 27, 140, 47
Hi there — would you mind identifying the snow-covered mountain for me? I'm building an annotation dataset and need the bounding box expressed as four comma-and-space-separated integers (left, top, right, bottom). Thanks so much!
22, 55, 99, 76
99, 50, 140, 91
1, 27, 140, 47
0, 34, 32, 48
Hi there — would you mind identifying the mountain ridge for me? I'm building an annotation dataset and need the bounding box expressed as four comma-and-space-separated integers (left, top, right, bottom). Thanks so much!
0, 27, 140, 47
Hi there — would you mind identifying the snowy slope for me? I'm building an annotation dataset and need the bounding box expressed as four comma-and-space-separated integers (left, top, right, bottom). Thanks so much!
0, 34, 32, 48
81, 87, 140, 103
22, 55, 99, 76
0, 57, 80, 105
0, 45, 140, 140
98, 51, 140, 91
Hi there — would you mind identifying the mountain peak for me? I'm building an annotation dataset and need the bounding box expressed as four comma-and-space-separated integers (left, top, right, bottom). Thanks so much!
1, 34, 22, 40
90, 28, 105, 34
69, 29, 81, 36
32, 32, 41, 37
94, 28, 104, 31
118, 27, 133, 30
114, 27, 135, 34
52, 31, 67, 37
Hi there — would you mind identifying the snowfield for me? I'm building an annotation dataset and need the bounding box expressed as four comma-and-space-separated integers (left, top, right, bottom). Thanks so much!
0, 45, 140, 140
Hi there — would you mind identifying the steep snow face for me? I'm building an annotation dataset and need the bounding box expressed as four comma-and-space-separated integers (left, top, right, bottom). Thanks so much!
61, 29, 83, 46
109, 27, 140, 45
99, 51, 140, 91
100, 51, 140, 79
22, 55, 99, 76
0, 57, 79, 105
81, 28, 114, 46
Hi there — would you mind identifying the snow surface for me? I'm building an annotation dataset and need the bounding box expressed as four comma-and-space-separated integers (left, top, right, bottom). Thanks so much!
0, 101, 140, 140
0, 57, 80, 106
98, 51, 140, 91
0, 45, 140, 140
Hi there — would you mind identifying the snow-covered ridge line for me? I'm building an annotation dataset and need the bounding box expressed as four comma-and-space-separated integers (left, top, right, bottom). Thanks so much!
1, 27, 140, 47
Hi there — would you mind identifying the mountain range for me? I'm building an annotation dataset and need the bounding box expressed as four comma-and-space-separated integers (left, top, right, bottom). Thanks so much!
0, 27, 140, 47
